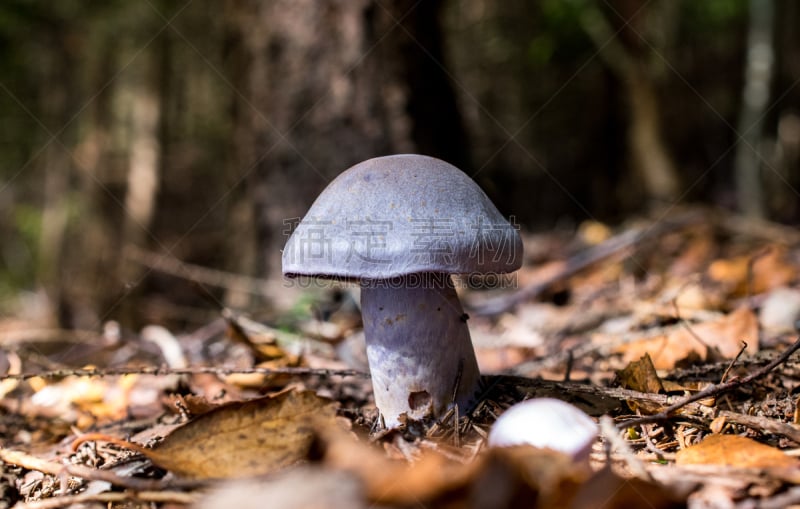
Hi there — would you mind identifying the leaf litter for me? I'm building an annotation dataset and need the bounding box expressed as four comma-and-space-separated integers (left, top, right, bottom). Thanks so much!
4, 208, 800, 507
70, 390, 339, 480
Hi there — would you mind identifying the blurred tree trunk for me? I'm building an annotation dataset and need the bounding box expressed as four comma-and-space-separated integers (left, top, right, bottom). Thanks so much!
223, 0, 469, 306
580, 1, 680, 205
63, 38, 119, 330
116, 47, 164, 324
734, 0, 775, 218
37, 22, 80, 327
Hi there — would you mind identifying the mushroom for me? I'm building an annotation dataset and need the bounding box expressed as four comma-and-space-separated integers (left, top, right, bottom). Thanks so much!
282, 154, 522, 428
488, 398, 597, 464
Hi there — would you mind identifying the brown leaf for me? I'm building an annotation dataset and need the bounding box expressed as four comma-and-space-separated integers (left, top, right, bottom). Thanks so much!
616, 354, 664, 394
618, 307, 758, 369
224, 354, 302, 389
707, 246, 796, 297
571, 467, 687, 509
676, 434, 799, 468
321, 425, 473, 505
323, 427, 593, 508
146, 390, 338, 479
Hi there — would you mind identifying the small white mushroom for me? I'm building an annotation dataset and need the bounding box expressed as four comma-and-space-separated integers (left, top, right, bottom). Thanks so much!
488, 398, 598, 463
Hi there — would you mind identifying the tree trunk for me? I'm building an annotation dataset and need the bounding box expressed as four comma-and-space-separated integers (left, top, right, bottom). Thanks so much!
37, 23, 80, 327
734, 0, 775, 218
223, 0, 470, 298
580, 2, 681, 205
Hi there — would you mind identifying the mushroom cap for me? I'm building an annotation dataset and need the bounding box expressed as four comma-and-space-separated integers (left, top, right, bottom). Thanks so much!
488, 398, 598, 462
282, 154, 522, 280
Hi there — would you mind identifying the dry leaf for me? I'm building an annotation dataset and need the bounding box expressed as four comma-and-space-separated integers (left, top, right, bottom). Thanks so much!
707, 246, 796, 296
322, 427, 594, 507
78, 390, 339, 479
616, 354, 664, 394
571, 467, 686, 509
475, 346, 530, 372
618, 307, 758, 369
469, 446, 589, 508
224, 354, 302, 389
676, 434, 799, 468
321, 425, 473, 505
167, 393, 219, 416
669, 230, 715, 277
30, 373, 139, 425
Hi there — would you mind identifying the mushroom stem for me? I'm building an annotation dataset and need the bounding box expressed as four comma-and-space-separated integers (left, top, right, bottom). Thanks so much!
360, 274, 481, 428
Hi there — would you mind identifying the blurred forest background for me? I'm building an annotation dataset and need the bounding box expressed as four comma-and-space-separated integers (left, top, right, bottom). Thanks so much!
1, 0, 799, 332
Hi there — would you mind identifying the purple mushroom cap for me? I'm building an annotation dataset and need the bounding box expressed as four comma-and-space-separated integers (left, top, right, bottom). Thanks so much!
282, 154, 522, 280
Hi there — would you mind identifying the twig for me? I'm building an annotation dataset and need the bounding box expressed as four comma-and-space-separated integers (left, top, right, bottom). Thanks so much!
12, 490, 198, 509
0, 447, 207, 493
469, 210, 703, 316
720, 342, 748, 383
125, 245, 281, 297
0, 365, 369, 382
0, 448, 63, 476
717, 410, 800, 444
617, 336, 800, 429
0, 329, 103, 346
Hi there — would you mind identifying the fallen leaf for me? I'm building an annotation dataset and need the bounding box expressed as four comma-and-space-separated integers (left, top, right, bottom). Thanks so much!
673, 282, 721, 312
707, 246, 796, 297
151, 390, 337, 478
618, 307, 758, 369
676, 434, 799, 468
166, 393, 219, 416
468, 446, 588, 508
30, 372, 140, 425
321, 426, 473, 505
668, 229, 715, 277
616, 354, 664, 394
571, 467, 687, 509
76, 390, 339, 479
322, 427, 594, 508
475, 346, 531, 372
224, 354, 302, 389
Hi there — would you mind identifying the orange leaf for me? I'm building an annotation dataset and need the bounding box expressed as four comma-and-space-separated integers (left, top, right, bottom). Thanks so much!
618, 307, 758, 370
707, 247, 796, 296
676, 434, 798, 468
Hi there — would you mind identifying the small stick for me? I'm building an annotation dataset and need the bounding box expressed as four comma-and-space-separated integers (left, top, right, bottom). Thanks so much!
0, 447, 205, 492
13, 490, 198, 509
617, 336, 800, 429
0, 365, 369, 382
717, 410, 800, 444
720, 342, 748, 383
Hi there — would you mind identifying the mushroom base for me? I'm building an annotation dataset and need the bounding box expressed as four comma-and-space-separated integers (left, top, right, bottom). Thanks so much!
360, 275, 481, 428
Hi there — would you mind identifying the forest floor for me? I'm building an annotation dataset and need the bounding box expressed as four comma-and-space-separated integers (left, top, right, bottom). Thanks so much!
3, 206, 800, 508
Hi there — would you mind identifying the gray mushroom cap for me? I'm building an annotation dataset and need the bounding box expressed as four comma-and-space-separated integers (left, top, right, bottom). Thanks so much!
282, 154, 522, 280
